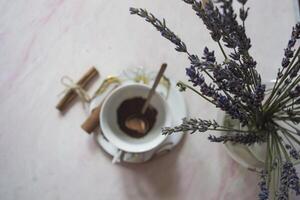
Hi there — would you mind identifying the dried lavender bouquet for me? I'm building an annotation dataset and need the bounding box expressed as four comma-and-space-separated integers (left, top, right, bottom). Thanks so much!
130, 0, 300, 199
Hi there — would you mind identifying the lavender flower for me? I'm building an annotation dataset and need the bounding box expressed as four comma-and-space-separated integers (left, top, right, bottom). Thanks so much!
282, 58, 290, 68
189, 54, 201, 66
278, 162, 300, 199
242, 56, 257, 68
216, 95, 248, 125
285, 144, 300, 160
281, 23, 300, 69
229, 52, 240, 60
284, 48, 294, 58
208, 133, 263, 145
288, 38, 296, 49
237, 0, 250, 24
290, 62, 300, 79
292, 23, 300, 42
202, 47, 216, 63
253, 84, 266, 107
191, 48, 216, 72
289, 85, 300, 98
289, 149, 300, 160
186, 66, 205, 86
237, 0, 247, 5
239, 7, 249, 21
258, 170, 269, 200
213, 61, 245, 93
200, 82, 219, 97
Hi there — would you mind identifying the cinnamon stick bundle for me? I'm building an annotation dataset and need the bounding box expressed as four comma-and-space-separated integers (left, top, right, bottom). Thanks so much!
56, 67, 99, 112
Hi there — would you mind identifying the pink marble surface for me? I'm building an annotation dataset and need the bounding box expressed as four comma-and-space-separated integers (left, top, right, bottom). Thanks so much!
0, 0, 298, 199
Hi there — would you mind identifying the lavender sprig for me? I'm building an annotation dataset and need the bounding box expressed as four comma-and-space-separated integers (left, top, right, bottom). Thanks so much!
162, 117, 263, 145
258, 170, 269, 200
278, 162, 300, 198
208, 132, 263, 145
281, 23, 300, 69
264, 23, 300, 111
285, 144, 300, 160
129, 8, 187, 53
162, 118, 219, 135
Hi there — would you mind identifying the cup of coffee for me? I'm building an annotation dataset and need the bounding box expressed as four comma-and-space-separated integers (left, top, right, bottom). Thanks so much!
100, 83, 171, 153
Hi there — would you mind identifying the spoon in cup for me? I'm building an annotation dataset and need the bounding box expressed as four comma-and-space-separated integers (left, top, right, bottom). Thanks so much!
125, 63, 168, 135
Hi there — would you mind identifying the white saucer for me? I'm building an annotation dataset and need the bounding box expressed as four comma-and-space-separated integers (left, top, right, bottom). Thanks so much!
88, 68, 188, 163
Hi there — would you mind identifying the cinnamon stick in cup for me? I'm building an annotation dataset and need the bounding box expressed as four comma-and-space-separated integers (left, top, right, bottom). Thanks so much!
81, 84, 120, 134
56, 67, 99, 112
81, 105, 101, 134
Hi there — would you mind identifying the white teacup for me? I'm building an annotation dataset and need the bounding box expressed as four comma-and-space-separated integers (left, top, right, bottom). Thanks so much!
100, 83, 171, 153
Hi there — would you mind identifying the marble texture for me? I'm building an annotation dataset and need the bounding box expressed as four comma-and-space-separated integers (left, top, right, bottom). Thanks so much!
0, 0, 298, 199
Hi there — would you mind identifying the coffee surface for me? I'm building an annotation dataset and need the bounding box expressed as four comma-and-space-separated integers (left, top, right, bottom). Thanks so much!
117, 97, 157, 138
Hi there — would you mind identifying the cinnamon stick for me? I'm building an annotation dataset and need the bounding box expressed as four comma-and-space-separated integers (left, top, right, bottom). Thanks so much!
56, 67, 99, 112
81, 105, 101, 134
81, 83, 120, 134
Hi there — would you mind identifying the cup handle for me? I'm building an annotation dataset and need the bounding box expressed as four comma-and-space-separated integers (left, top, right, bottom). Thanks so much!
112, 149, 123, 164
154, 142, 174, 156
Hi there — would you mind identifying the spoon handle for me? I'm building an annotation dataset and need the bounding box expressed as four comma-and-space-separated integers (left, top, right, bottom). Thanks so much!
141, 63, 167, 114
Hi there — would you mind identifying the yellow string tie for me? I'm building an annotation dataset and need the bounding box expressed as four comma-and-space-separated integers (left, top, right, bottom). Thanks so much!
60, 76, 91, 103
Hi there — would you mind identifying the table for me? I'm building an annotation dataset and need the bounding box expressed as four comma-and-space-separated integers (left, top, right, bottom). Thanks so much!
0, 0, 298, 199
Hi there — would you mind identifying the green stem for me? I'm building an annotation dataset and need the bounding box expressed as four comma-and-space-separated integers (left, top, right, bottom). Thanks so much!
209, 127, 253, 133
281, 129, 300, 146
242, 5, 245, 30
217, 41, 227, 60
280, 126, 298, 151
271, 134, 278, 188
177, 81, 253, 123
266, 133, 272, 185
263, 78, 279, 110
177, 81, 216, 105
265, 47, 300, 109
274, 133, 290, 161
268, 73, 300, 113
283, 121, 300, 133
273, 134, 281, 197
274, 134, 282, 162
282, 101, 300, 109
293, 160, 300, 165
266, 83, 300, 115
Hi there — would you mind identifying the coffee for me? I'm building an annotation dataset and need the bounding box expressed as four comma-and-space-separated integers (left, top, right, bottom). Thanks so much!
117, 97, 157, 138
